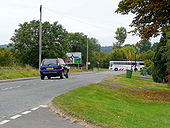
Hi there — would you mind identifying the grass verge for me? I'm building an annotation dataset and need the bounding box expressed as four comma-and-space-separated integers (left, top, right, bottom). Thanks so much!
0, 66, 104, 80
69, 69, 89, 73
0, 66, 39, 80
52, 73, 170, 128
103, 71, 170, 92
69, 68, 108, 73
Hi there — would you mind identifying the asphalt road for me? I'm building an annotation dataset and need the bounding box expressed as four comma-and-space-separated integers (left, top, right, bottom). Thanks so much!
0, 71, 123, 128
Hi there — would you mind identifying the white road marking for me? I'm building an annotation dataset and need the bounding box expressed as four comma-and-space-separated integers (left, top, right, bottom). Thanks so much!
10, 86, 20, 89
1, 86, 20, 91
39, 105, 48, 108
31, 107, 40, 111
22, 111, 31, 115
0, 104, 48, 125
1, 88, 9, 90
0, 120, 10, 125
10, 115, 22, 119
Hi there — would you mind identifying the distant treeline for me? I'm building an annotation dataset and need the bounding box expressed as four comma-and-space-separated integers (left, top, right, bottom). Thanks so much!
101, 46, 113, 53
0, 45, 8, 48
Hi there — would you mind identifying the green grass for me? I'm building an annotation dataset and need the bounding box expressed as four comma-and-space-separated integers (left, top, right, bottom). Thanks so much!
69, 68, 108, 73
93, 68, 108, 72
53, 83, 170, 128
0, 66, 39, 80
53, 72, 170, 128
69, 69, 88, 73
0, 66, 107, 80
103, 72, 170, 92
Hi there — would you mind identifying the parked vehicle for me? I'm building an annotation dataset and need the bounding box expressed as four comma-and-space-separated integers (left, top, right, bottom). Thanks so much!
109, 61, 144, 71
40, 58, 69, 80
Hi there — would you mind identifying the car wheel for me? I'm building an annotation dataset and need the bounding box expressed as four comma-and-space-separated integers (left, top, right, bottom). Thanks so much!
114, 68, 118, 71
47, 76, 51, 79
60, 71, 64, 79
65, 73, 69, 78
134, 68, 138, 71
41, 75, 45, 80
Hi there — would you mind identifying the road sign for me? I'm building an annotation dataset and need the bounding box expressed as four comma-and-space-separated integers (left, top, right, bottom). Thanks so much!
66, 52, 82, 64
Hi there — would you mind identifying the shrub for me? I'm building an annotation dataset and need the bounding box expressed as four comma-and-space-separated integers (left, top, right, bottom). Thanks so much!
0, 48, 16, 66
144, 60, 154, 75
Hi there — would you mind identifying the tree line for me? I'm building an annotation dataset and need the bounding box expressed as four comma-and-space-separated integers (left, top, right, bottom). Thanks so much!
0, 20, 101, 68
116, 0, 170, 84
0, 24, 157, 72
0, 0, 170, 84
0, 20, 168, 85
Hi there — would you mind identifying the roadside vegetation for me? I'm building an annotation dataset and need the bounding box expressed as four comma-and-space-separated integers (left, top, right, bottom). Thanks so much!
0, 66, 108, 80
52, 73, 170, 128
103, 72, 170, 92
69, 68, 108, 73
0, 66, 39, 80
0, 0, 169, 83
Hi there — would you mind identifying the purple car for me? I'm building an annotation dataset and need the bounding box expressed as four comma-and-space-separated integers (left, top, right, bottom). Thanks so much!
40, 58, 69, 80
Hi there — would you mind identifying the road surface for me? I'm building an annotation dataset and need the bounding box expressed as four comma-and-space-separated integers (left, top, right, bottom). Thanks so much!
0, 71, 123, 128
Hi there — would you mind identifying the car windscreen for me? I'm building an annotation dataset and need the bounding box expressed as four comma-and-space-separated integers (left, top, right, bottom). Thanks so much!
43, 59, 57, 65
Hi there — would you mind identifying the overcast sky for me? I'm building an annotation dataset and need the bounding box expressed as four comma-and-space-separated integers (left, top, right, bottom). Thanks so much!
0, 0, 160, 46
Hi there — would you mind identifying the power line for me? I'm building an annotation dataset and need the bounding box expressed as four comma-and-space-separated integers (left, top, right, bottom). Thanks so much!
43, 7, 113, 32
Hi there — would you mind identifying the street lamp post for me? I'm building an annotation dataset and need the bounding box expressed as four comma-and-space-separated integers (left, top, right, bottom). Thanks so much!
39, 5, 42, 70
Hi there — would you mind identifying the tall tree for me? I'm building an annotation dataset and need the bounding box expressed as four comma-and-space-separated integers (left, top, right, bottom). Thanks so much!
116, 0, 170, 39
67, 32, 101, 68
116, 0, 170, 83
10, 20, 69, 67
138, 50, 155, 61
67, 32, 89, 65
152, 32, 168, 83
138, 40, 152, 53
151, 43, 159, 52
166, 31, 170, 84
121, 46, 135, 61
90, 38, 101, 52
110, 49, 126, 61
166, 31, 170, 73
113, 27, 127, 49
93, 51, 110, 68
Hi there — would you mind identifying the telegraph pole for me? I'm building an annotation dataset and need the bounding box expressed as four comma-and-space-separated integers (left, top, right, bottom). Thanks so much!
39, 5, 42, 70
86, 39, 88, 70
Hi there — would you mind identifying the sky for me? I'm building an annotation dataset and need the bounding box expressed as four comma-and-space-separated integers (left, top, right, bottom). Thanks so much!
0, 0, 160, 46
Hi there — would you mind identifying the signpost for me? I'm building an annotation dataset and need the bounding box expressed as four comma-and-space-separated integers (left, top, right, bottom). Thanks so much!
66, 52, 82, 67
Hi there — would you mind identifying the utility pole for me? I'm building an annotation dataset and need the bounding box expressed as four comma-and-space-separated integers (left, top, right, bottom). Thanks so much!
86, 39, 88, 70
134, 48, 138, 71
39, 5, 42, 70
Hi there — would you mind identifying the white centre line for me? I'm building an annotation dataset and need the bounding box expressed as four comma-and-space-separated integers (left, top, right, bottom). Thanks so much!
1, 86, 20, 91
0, 120, 10, 125
10, 86, 21, 89
10, 115, 22, 119
0, 104, 48, 125
39, 105, 48, 108
22, 111, 31, 115
1, 88, 9, 90
31, 107, 40, 111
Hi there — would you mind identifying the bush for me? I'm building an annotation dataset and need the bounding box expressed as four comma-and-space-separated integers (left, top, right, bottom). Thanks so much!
144, 60, 154, 75
152, 32, 167, 83
0, 48, 16, 66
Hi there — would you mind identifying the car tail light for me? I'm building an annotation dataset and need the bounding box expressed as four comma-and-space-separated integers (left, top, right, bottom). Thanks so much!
41, 59, 44, 66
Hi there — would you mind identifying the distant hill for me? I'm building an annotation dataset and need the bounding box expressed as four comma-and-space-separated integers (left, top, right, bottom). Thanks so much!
0, 44, 8, 48
0, 44, 13, 49
101, 46, 113, 53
